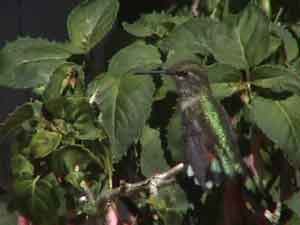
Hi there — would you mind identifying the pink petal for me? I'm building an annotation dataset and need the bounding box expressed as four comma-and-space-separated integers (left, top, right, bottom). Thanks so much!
105, 205, 119, 225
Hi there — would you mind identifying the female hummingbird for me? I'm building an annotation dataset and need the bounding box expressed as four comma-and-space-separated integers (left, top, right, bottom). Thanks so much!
136, 61, 271, 225
136, 61, 246, 189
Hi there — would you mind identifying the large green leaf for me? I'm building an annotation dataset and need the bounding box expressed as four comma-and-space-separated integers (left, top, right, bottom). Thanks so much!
123, 11, 190, 38
13, 175, 65, 225
207, 63, 242, 83
247, 96, 300, 167
0, 103, 35, 142
251, 64, 300, 95
45, 97, 104, 140
161, 5, 270, 69
203, 21, 249, 69
29, 129, 62, 159
252, 64, 295, 79
272, 24, 299, 63
88, 74, 155, 162
237, 4, 270, 67
67, 0, 119, 53
140, 126, 169, 177
108, 41, 162, 74
159, 18, 210, 61
268, 35, 282, 57
0, 38, 70, 89
163, 48, 202, 68
211, 82, 241, 99
161, 18, 249, 69
207, 63, 242, 99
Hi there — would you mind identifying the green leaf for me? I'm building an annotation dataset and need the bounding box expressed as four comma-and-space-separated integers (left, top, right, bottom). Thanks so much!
108, 41, 162, 74
159, 18, 210, 60
237, 4, 270, 67
140, 126, 169, 177
207, 63, 242, 83
43, 63, 85, 100
268, 35, 282, 57
207, 63, 242, 99
67, 0, 119, 53
163, 48, 202, 68
287, 214, 300, 225
204, 21, 249, 69
292, 58, 300, 73
247, 96, 300, 167
123, 11, 190, 38
167, 111, 184, 163
11, 154, 34, 177
0, 103, 35, 142
29, 129, 62, 158
148, 184, 189, 225
0, 199, 17, 225
65, 171, 85, 189
154, 76, 177, 101
45, 97, 104, 140
211, 82, 241, 99
13, 176, 62, 225
285, 192, 300, 218
88, 74, 155, 162
161, 5, 270, 69
51, 145, 93, 175
0, 38, 70, 89
291, 23, 300, 38
162, 17, 249, 69
272, 24, 299, 63
252, 64, 294, 79
252, 64, 300, 95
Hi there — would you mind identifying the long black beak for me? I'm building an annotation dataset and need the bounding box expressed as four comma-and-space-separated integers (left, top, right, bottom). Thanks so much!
134, 69, 175, 76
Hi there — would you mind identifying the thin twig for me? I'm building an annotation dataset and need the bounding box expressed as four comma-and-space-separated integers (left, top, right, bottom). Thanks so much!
191, 0, 200, 17
274, 7, 283, 24
97, 163, 185, 206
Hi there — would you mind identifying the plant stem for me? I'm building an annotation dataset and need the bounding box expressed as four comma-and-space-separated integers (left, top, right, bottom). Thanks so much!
274, 7, 283, 24
97, 163, 185, 206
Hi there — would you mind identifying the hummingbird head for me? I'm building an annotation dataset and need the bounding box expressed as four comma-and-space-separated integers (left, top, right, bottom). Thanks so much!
166, 61, 208, 83
134, 61, 208, 85
135, 61, 209, 97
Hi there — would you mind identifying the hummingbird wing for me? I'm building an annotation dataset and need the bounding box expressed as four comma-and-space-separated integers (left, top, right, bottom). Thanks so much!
183, 113, 224, 189
180, 93, 243, 189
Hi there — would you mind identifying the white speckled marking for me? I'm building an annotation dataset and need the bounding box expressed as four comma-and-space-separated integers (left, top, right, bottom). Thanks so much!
193, 177, 200, 186
186, 165, 195, 177
205, 180, 213, 189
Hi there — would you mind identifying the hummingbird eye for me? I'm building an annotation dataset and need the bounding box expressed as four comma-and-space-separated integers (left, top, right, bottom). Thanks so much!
176, 70, 188, 77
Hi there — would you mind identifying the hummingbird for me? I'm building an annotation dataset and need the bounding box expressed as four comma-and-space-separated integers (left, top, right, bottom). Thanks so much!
135, 61, 276, 225
135, 61, 245, 189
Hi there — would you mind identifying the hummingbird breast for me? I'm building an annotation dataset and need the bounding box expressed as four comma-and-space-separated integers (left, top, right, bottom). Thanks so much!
175, 74, 243, 188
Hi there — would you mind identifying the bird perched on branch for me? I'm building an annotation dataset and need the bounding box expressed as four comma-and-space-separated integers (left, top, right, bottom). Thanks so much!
136, 61, 245, 189
135, 61, 276, 225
